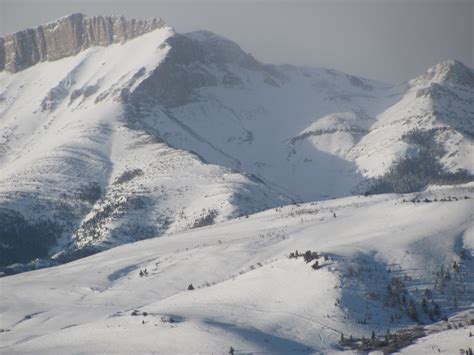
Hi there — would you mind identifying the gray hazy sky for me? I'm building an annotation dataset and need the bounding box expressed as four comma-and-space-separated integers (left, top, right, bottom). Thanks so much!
1, 0, 472, 83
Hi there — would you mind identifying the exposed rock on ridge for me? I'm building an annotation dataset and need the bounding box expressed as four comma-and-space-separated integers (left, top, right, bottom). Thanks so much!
0, 13, 166, 73
131, 31, 286, 107
410, 60, 474, 88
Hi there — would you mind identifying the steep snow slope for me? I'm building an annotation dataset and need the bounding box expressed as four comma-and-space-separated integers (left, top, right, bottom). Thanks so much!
0, 184, 473, 353
0, 22, 286, 268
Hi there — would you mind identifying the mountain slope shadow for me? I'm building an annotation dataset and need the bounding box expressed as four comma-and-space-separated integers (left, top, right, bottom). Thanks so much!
202, 319, 314, 354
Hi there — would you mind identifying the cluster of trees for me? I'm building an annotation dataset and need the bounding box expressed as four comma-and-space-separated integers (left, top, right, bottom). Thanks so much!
406, 195, 470, 203
340, 327, 425, 353
0, 208, 60, 267
73, 193, 130, 243
434, 265, 453, 292
367, 129, 474, 194
402, 129, 444, 156
383, 277, 420, 322
289, 250, 323, 270
114, 169, 144, 185
77, 182, 102, 203
420, 289, 441, 321
192, 209, 218, 228
383, 276, 447, 324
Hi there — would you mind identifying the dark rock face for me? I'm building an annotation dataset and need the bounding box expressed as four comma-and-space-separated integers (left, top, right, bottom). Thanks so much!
0, 13, 165, 73
130, 31, 286, 107
440, 60, 474, 87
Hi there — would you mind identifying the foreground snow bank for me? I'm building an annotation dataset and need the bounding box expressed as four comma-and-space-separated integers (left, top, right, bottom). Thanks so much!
0, 184, 473, 353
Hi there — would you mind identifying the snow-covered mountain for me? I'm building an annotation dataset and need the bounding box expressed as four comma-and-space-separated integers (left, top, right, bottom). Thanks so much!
0, 16, 290, 270
349, 60, 474, 179
0, 183, 473, 353
0, 14, 473, 271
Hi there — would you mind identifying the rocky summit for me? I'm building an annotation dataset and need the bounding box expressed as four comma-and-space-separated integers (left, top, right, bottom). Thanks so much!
0, 13, 165, 72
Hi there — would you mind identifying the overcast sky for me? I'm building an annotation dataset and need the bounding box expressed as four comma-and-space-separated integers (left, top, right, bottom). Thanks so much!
1, 0, 472, 83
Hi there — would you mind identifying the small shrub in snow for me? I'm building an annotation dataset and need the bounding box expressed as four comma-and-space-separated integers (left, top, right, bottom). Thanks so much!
312, 261, 320, 270
160, 316, 175, 323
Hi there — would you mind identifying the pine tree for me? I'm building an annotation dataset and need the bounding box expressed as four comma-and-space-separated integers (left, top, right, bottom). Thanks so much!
433, 302, 441, 317
421, 297, 428, 313
407, 300, 418, 321
312, 261, 319, 270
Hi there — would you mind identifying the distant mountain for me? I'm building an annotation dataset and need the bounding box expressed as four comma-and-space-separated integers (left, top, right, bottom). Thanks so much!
0, 14, 473, 271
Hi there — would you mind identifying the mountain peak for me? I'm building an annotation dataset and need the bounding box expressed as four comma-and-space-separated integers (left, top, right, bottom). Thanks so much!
0, 14, 168, 73
411, 59, 474, 88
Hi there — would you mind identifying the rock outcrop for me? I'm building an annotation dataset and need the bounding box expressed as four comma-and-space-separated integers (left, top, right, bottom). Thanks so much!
410, 59, 474, 89
0, 13, 165, 73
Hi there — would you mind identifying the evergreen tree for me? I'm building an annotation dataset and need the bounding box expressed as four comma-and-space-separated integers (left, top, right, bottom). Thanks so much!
421, 297, 428, 314
407, 300, 418, 321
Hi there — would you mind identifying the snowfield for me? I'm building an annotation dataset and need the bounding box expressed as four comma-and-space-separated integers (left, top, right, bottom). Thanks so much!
1, 184, 473, 354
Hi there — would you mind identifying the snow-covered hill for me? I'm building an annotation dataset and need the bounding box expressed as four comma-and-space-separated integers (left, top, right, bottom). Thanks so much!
0, 184, 473, 353
0, 14, 473, 270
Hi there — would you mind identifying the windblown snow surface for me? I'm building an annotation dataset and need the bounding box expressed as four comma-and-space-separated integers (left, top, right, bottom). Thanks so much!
1, 184, 473, 353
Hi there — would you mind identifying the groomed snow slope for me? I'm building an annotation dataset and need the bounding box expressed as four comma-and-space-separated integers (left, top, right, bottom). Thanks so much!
1, 184, 473, 354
